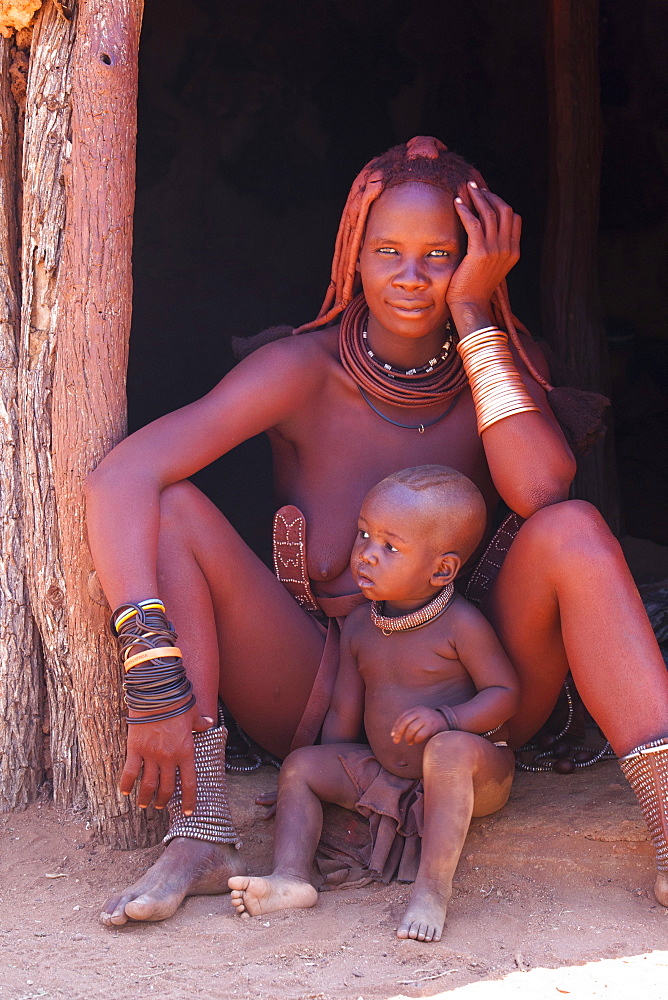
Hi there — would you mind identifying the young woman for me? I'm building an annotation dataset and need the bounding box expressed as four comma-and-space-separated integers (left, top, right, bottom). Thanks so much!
87, 137, 668, 926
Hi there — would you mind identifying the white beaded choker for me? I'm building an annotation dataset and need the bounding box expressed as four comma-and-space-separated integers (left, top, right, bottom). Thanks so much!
370, 583, 455, 635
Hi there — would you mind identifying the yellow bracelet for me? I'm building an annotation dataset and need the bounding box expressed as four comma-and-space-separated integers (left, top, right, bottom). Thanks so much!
124, 646, 183, 672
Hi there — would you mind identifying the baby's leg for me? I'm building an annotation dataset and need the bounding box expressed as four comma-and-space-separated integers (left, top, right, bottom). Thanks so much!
229, 744, 360, 918
398, 731, 514, 943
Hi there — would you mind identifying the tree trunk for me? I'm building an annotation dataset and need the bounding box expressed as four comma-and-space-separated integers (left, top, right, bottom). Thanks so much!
19, 0, 162, 845
53, 0, 164, 847
542, 0, 620, 531
0, 34, 42, 811
19, 0, 84, 809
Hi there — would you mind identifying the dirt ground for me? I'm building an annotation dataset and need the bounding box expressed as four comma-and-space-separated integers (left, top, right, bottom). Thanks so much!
3, 537, 666, 1000
2, 760, 668, 1000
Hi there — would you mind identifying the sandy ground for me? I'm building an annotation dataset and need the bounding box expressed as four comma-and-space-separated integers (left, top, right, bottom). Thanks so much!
2, 760, 668, 1000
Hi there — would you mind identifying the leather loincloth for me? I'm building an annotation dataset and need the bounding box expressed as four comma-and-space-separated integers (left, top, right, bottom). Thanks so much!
334, 745, 423, 884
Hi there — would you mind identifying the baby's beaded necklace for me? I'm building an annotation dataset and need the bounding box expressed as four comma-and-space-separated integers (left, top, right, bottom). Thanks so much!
370, 583, 455, 635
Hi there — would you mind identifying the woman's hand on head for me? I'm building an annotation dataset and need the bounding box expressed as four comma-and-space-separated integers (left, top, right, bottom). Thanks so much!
446, 182, 521, 313
119, 704, 214, 813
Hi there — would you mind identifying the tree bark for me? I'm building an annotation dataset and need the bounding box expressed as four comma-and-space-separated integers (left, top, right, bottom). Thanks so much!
19, 0, 84, 809
0, 34, 42, 811
53, 0, 164, 847
542, 0, 620, 531
19, 0, 162, 845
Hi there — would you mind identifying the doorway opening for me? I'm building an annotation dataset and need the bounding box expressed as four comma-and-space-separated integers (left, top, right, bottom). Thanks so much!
129, 0, 667, 565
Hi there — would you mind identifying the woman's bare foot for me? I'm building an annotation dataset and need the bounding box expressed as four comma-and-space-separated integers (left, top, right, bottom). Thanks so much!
99, 837, 245, 926
655, 872, 668, 907
228, 874, 317, 918
396, 880, 450, 942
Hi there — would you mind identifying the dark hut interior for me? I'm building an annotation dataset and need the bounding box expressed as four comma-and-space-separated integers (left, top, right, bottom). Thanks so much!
129, 0, 668, 569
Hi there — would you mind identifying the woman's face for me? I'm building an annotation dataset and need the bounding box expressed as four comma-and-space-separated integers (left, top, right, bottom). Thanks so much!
358, 182, 464, 345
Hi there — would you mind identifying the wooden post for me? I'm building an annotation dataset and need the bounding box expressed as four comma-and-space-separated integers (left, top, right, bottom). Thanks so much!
0, 34, 42, 810
18, 0, 162, 845
52, 0, 166, 847
19, 0, 84, 810
542, 0, 620, 531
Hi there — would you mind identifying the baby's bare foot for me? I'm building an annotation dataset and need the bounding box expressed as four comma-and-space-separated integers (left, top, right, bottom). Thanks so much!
99, 837, 245, 927
228, 874, 317, 918
396, 880, 450, 942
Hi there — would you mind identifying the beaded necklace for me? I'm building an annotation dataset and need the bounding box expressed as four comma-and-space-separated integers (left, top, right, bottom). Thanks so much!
361, 322, 452, 376
370, 583, 455, 635
339, 293, 468, 409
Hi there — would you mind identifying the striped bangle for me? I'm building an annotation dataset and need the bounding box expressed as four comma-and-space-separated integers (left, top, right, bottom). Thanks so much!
435, 705, 460, 731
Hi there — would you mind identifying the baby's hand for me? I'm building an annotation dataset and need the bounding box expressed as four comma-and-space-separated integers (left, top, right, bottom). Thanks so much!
391, 706, 447, 746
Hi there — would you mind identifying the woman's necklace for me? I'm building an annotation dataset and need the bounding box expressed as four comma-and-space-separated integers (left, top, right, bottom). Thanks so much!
370, 583, 455, 635
361, 322, 452, 376
339, 293, 468, 408
358, 385, 460, 433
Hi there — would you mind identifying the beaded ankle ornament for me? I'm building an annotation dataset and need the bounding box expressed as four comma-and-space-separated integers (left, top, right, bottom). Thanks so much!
619, 737, 668, 876
164, 708, 241, 848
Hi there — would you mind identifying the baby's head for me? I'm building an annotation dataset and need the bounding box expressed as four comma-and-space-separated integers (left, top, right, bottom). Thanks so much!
351, 465, 487, 605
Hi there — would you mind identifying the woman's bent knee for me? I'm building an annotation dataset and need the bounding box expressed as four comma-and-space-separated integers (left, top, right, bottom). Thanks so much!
158, 481, 233, 547
517, 499, 622, 567
159, 481, 199, 529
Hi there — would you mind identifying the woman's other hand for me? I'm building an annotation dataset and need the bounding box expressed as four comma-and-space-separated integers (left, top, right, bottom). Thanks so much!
119, 705, 214, 812
255, 789, 278, 819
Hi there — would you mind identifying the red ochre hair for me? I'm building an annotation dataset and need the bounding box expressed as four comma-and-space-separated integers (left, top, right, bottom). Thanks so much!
292, 135, 552, 392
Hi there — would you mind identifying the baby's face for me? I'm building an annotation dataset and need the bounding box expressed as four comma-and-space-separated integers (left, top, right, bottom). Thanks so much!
351, 488, 451, 605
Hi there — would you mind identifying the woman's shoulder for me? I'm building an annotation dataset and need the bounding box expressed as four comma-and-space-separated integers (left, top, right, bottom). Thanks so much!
233, 323, 339, 364
233, 324, 339, 377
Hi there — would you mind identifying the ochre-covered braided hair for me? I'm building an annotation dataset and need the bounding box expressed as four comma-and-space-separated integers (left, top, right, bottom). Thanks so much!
293, 135, 552, 393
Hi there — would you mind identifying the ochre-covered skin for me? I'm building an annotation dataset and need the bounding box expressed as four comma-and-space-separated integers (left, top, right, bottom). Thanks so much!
87, 144, 668, 926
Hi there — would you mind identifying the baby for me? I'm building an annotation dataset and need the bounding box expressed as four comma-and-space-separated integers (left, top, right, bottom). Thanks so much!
229, 465, 519, 941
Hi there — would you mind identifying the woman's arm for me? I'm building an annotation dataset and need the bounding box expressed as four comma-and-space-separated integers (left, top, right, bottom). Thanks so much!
447, 184, 576, 518
86, 337, 328, 813
85, 335, 326, 606
478, 335, 576, 518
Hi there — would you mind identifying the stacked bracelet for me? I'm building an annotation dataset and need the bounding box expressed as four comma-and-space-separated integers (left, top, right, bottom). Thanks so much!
111, 599, 195, 725
457, 326, 539, 435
